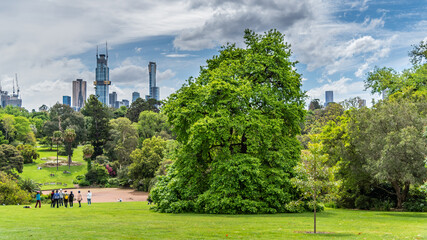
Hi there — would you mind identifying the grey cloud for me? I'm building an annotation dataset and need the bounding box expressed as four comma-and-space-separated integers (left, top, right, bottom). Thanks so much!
174, 0, 313, 50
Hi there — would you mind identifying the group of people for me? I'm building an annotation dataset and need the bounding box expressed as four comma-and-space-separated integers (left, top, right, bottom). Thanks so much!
34, 189, 92, 208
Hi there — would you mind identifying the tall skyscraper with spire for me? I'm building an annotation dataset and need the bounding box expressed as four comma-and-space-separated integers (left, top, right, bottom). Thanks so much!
94, 43, 110, 106
145, 61, 159, 101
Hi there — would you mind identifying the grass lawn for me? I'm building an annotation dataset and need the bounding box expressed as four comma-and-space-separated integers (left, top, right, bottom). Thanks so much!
0, 203, 425, 239
19, 146, 87, 190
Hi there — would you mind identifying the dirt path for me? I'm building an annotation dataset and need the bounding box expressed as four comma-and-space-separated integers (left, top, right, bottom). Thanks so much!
42, 188, 148, 203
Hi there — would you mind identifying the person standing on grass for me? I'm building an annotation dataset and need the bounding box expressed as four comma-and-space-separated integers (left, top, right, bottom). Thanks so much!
77, 191, 82, 207
54, 190, 60, 208
35, 191, 41, 208
50, 190, 55, 208
87, 190, 92, 205
69, 191, 74, 208
59, 189, 64, 207
64, 191, 69, 208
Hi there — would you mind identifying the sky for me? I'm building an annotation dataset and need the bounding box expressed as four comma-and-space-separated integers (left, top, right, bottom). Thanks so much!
0, 0, 426, 111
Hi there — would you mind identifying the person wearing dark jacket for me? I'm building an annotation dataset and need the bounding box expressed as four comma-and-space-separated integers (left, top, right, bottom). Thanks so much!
50, 190, 55, 208
69, 191, 74, 208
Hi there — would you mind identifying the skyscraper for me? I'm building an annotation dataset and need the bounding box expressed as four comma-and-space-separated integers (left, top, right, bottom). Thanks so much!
132, 92, 140, 103
94, 44, 110, 106
324, 91, 333, 107
109, 91, 118, 108
63, 96, 71, 106
146, 62, 159, 101
72, 79, 87, 110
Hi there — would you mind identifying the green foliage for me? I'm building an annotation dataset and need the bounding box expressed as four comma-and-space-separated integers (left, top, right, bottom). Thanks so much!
321, 99, 427, 209
0, 144, 24, 175
105, 117, 138, 166
81, 95, 111, 159
128, 136, 166, 191
42, 103, 86, 145
82, 144, 94, 159
85, 163, 109, 185
95, 155, 109, 165
409, 40, 427, 65
113, 106, 128, 119
16, 144, 39, 164
18, 178, 41, 193
0, 172, 31, 205
151, 29, 305, 214
137, 111, 171, 141
63, 128, 76, 168
308, 99, 322, 111
126, 98, 160, 123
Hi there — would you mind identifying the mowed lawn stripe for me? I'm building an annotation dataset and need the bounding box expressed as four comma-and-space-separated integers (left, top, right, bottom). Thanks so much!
0, 202, 426, 239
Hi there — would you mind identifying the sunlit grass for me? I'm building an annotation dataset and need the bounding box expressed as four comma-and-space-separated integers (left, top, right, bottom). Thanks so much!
0, 203, 425, 239
19, 146, 86, 190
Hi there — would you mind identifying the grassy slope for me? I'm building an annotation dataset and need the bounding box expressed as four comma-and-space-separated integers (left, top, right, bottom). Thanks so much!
0, 203, 425, 240
19, 146, 87, 190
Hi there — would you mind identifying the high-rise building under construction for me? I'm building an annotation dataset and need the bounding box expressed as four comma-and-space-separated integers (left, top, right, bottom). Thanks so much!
94, 44, 110, 106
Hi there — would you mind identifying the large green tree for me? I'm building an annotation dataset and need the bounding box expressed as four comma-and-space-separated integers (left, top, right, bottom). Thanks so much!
42, 103, 86, 145
105, 117, 139, 166
128, 136, 166, 191
137, 111, 171, 141
81, 95, 111, 159
151, 29, 306, 214
0, 144, 24, 175
322, 100, 427, 209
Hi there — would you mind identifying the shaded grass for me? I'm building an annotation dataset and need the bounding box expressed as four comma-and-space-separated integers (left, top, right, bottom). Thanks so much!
0, 203, 425, 239
19, 146, 87, 190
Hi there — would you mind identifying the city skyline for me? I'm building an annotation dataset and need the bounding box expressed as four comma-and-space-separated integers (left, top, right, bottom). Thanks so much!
0, 1, 425, 110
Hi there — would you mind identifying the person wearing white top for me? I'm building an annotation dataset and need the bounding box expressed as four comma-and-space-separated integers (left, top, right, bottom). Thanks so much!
87, 190, 92, 205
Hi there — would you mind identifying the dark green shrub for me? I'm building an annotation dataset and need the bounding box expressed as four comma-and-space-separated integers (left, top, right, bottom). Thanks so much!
78, 179, 90, 186
107, 178, 120, 187
85, 163, 109, 185
355, 195, 371, 210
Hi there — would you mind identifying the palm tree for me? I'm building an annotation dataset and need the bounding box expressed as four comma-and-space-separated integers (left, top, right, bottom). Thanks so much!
52, 131, 62, 171
63, 129, 76, 169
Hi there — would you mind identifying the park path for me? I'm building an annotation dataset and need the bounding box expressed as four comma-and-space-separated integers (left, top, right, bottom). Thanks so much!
42, 188, 148, 203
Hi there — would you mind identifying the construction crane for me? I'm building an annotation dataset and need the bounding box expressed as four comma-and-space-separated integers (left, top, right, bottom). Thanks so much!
16, 73, 20, 98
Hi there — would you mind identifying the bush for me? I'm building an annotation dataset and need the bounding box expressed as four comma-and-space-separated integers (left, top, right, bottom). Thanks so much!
85, 163, 109, 185
0, 172, 31, 205
78, 179, 90, 187
18, 178, 41, 193
16, 144, 39, 164
117, 167, 131, 187
75, 175, 85, 181
107, 178, 120, 187
355, 195, 371, 210
95, 155, 109, 165
403, 188, 427, 212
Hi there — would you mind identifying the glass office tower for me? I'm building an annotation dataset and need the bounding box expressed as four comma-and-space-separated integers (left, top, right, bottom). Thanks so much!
94, 46, 110, 106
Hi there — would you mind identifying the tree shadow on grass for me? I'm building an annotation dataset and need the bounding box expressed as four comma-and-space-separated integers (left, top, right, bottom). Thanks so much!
294, 231, 355, 238
165, 211, 338, 219
378, 212, 427, 218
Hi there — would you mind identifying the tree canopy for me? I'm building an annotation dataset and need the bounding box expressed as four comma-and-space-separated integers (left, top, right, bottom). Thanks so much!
151, 29, 306, 214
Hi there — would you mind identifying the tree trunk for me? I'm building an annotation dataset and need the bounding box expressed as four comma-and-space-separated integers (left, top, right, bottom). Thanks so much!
68, 155, 71, 169
56, 143, 59, 171
391, 180, 403, 209
314, 193, 317, 234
